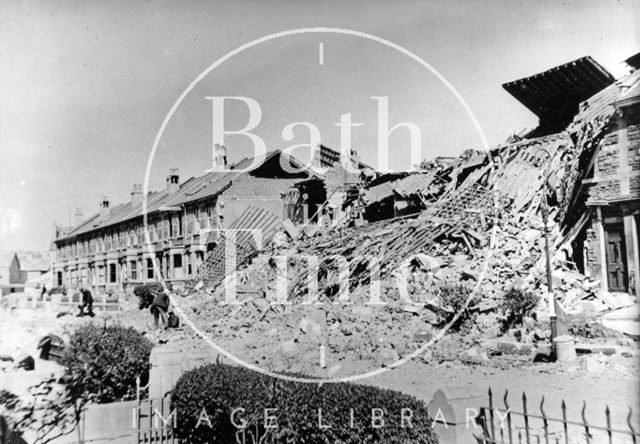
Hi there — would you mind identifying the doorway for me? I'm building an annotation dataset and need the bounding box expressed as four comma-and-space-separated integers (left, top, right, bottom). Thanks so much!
605, 224, 627, 292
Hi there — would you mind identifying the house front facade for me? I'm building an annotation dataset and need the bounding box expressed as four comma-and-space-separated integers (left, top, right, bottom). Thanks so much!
51, 150, 313, 294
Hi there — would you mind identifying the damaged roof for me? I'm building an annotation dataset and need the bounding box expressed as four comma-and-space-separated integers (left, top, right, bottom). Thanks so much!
624, 52, 640, 70
503, 56, 615, 134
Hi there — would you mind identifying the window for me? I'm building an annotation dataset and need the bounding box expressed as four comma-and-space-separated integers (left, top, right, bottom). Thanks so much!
198, 207, 208, 232
186, 254, 192, 276
97, 266, 105, 284
146, 258, 154, 280
130, 261, 138, 281
109, 264, 117, 283
173, 254, 183, 279
171, 216, 181, 238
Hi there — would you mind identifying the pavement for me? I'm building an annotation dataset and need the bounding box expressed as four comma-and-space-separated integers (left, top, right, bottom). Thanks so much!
600, 304, 640, 338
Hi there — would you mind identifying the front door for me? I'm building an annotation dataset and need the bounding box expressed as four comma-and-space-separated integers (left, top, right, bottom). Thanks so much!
605, 224, 627, 292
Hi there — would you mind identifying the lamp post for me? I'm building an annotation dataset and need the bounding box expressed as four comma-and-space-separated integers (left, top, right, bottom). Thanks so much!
535, 148, 557, 341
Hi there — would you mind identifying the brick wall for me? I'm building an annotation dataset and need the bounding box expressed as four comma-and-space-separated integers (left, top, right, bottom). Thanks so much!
587, 104, 640, 203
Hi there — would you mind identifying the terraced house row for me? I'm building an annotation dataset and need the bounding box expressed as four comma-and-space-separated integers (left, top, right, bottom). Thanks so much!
52, 150, 313, 292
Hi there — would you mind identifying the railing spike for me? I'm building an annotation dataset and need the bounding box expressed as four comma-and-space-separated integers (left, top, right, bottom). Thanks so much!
605, 405, 612, 444
581, 401, 588, 423
540, 396, 546, 417
582, 401, 591, 443
561, 399, 568, 444
504, 389, 510, 409
627, 406, 636, 435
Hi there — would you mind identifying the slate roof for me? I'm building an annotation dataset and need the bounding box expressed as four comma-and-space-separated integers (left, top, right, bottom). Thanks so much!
0, 251, 18, 268
55, 150, 313, 242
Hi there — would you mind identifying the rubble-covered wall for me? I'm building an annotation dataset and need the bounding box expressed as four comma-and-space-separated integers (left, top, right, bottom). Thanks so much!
583, 227, 601, 278
221, 175, 303, 226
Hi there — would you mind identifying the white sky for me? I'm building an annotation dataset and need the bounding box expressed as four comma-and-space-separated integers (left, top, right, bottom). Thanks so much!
0, 0, 638, 250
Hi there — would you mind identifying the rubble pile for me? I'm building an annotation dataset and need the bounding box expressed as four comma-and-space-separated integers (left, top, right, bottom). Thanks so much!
183, 69, 639, 372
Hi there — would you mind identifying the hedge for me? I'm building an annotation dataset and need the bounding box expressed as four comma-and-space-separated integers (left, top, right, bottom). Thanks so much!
62, 324, 153, 403
172, 364, 438, 444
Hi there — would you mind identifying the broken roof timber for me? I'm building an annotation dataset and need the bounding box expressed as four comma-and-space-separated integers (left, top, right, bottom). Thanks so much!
624, 52, 640, 70
503, 56, 615, 132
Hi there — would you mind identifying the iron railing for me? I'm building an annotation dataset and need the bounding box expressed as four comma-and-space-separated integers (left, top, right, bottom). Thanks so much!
135, 377, 180, 444
475, 388, 640, 444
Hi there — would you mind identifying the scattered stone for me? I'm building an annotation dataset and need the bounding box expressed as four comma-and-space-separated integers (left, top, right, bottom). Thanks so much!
16, 354, 34, 371
413, 330, 434, 343
299, 318, 322, 336
533, 344, 553, 362
497, 341, 534, 356
403, 304, 423, 314
534, 328, 550, 342
340, 323, 354, 336
459, 347, 489, 364
575, 343, 616, 356
460, 267, 478, 281
379, 348, 400, 366
421, 309, 438, 325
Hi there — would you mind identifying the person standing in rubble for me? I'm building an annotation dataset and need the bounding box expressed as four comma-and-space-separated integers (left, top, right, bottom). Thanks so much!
77, 286, 95, 317
150, 290, 170, 329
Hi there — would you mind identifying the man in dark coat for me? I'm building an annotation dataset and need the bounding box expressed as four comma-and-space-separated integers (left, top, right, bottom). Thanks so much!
150, 291, 169, 329
77, 287, 95, 317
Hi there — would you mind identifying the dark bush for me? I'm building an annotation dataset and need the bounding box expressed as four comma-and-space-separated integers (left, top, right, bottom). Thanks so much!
49, 286, 67, 295
62, 323, 153, 403
172, 363, 438, 444
437, 282, 476, 332
500, 287, 540, 331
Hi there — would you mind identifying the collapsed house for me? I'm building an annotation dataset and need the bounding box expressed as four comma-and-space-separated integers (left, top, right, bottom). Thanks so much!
191, 53, 640, 315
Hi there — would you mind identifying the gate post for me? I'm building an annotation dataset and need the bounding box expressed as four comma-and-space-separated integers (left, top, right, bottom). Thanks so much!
427, 387, 484, 444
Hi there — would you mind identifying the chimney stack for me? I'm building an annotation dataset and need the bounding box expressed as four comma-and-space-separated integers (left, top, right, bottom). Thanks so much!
74, 207, 84, 225
99, 196, 110, 216
211, 144, 228, 171
131, 184, 143, 204
166, 168, 180, 194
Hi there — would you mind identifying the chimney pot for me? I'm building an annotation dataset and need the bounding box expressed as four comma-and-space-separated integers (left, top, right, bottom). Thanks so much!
131, 184, 143, 203
100, 196, 110, 216
166, 169, 180, 193
212, 144, 228, 171
74, 207, 84, 225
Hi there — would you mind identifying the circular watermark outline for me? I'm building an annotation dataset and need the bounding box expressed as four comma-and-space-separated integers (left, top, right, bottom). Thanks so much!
142, 27, 494, 384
